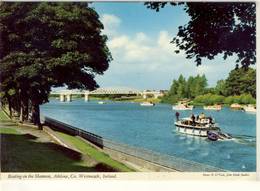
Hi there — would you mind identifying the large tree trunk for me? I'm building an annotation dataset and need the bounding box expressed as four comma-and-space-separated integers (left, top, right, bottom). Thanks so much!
7, 96, 12, 118
19, 102, 24, 122
24, 98, 29, 121
19, 98, 29, 123
32, 102, 42, 130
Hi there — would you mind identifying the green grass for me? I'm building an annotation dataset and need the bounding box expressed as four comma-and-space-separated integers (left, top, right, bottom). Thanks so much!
56, 132, 135, 172
0, 109, 9, 120
0, 108, 134, 172
0, 127, 18, 134
130, 97, 161, 103
0, 121, 134, 172
114, 97, 161, 103
1, 122, 130, 172
1, 126, 97, 172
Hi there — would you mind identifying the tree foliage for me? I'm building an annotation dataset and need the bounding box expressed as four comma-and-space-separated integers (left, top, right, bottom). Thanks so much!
214, 80, 227, 96
145, 2, 256, 67
0, 2, 112, 128
193, 93, 255, 105
193, 93, 225, 106
161, 66, 255, 105
224, 67, 256, 98
161, 74, 207, 104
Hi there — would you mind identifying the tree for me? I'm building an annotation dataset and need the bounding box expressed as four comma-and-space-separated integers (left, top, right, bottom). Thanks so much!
176, 74, 186, 98
225, 67, 256, 98
185, 76, 194, 98
161, 74, 208, 104
188, 75, 207, 98
145, 2, 256, 67
169, 79, 179, 96
0, 2, 112, 129
215, 80, 227, 96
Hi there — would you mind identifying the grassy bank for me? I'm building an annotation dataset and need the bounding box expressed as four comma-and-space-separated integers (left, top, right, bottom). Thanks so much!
56, 132, 134, 172
113, 97, 161, 103
1, 126, 94, 172
0, 109, 9, 120
0, 109, 135, 172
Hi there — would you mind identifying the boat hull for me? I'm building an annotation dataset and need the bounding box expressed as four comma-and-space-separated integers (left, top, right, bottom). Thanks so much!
175, 124, 208, 137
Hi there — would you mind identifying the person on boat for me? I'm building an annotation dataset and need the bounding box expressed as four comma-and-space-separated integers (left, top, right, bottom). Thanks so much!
191, 114, 195, 126
175, 112, 180, 121
208, 116, 213, 124
199, 112, 206, 119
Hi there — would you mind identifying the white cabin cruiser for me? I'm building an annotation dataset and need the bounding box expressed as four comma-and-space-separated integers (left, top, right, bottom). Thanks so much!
174, 116, 232, 140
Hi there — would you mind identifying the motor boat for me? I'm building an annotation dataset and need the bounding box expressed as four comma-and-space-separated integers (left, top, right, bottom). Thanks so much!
203, 105, 222, 111
207, 131, 219, 141
140, 102, 155, 106
230, 103, 243, 110
98, 101, 105, 104
172, 104, 193, 110
175, 117, 220, 137
174, 115, 232, 141
243, 105, 256, 113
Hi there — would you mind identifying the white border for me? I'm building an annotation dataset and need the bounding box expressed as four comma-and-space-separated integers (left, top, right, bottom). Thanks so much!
1, 0, 259, 190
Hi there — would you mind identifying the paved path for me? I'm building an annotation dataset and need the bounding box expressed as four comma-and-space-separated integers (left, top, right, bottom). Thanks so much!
0, 120, 55, 143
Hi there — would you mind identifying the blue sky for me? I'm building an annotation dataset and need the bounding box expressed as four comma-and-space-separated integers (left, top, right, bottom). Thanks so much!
90, 2, 238, 90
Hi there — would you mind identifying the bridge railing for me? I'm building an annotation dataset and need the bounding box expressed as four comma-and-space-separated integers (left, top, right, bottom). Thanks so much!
42, 116, 227, 172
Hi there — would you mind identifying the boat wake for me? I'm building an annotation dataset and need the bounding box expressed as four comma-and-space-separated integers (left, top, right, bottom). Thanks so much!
174, 128, 255, 146
230, 134, 256, 146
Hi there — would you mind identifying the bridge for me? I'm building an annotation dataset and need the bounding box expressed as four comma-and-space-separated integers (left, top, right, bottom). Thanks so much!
50, 87, 164, 102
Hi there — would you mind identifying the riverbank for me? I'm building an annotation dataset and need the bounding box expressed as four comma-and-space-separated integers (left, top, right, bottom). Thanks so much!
0, 109, 135, 172
49, 95, 161, 104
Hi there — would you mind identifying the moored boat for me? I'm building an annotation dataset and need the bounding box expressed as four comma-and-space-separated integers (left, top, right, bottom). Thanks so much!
243, 105, 256, 113
172, 100, 193, 110
230, 103, 243, 110
203, 105, 222, 111
172, 104, 193, 110
98, 101, 105, 104
172, 103, 194, 110
140, 102, 155, 106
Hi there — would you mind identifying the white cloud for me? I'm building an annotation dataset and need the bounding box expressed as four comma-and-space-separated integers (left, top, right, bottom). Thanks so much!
97, 14, 237, 89
100, 14, 121, 36
107, 30, 184, 66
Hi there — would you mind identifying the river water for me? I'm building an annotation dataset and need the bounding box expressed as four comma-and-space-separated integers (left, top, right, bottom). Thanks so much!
41, 99, 256, 172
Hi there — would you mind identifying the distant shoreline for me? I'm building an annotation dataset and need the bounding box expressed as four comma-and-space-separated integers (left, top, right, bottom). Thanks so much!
48, 96, 255, 109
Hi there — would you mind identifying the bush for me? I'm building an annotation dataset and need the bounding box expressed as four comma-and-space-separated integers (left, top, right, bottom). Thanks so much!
160, 95, 178, 104
239, 94, 256, 104
224, 96, 234, 105
193, 93, 224, 105
224, 94, 256, 105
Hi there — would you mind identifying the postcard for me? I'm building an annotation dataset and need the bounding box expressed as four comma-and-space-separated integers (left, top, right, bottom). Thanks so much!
0, 1, 258, 187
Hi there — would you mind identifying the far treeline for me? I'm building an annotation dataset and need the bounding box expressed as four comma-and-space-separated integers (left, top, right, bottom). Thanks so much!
161, 67, 256, 106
